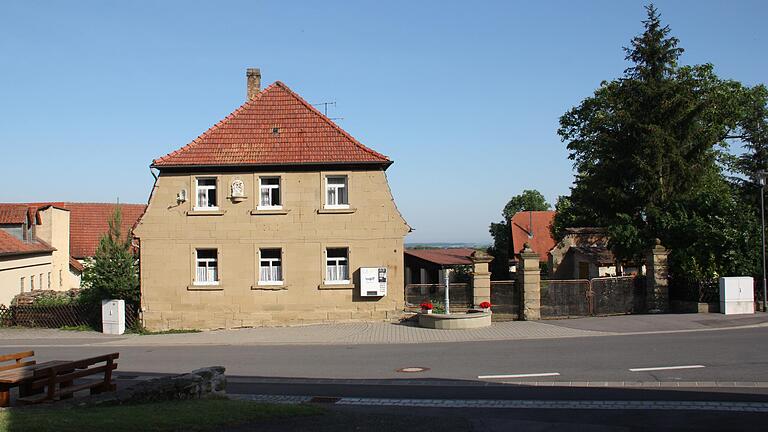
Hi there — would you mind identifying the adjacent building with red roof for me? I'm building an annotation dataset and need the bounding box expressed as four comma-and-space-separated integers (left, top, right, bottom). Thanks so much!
134, 69, 410, 330
0, 202, 146, 305
509, 210, 557, 263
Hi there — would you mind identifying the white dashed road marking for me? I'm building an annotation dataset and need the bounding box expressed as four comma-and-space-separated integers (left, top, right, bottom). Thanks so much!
478, 372, 560, 379
629, 365, 705, 372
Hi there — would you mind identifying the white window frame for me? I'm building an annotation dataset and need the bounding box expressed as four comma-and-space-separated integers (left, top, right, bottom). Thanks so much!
20, 277, 25, 294
194, 249, 219, 286
194, 177, 219, 211
325, 248, 350, 285
258, 248, 283, 286
30, 275, 35, 290
324, 175, 349, 209
257, 177, 282, 210
47, 272, 51, 289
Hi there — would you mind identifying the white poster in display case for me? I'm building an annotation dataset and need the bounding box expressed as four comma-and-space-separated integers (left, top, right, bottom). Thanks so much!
360, 267, 387, 297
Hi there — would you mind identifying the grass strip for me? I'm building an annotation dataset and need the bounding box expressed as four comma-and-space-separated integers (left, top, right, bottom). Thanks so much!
0, 398, 323, 432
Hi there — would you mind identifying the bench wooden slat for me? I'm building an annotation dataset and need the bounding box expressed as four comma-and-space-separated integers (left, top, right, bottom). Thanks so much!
33, 353, 119, 377
0, 360, 36, 373
24, 364, 118, 391
0, 351, 34, 363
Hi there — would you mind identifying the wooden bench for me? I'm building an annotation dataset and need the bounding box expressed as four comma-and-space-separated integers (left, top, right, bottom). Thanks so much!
17, 353, 119, 405
0, 351, 36, 406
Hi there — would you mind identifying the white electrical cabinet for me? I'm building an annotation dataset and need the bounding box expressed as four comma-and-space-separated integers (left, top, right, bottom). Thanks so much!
360, 267, 387, 297
102, 299, 126, 335
719, 277, 754, 315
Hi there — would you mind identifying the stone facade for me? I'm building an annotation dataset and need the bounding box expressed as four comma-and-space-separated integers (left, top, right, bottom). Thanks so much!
470, 250, 492, 306
135, 169, 410, 330
645, 239, 670, 313
518, 243, 541, 320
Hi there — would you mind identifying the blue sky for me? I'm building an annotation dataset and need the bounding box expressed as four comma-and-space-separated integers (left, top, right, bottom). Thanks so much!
1, 1, 766, 243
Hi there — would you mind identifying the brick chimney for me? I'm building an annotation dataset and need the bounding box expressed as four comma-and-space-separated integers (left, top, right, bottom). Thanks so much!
247, 68, 261, 100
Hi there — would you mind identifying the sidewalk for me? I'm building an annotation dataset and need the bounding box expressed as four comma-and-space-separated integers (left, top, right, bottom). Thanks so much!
1, 313, 766, 347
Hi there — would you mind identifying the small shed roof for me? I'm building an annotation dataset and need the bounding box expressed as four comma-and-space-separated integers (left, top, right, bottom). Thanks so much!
404, 248, 475, 266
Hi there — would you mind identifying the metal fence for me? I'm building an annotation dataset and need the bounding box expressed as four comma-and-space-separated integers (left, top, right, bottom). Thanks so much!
490, 280, 519, 320
541, 276, 640, 319
0, 303, 139, 330
404, 283, 473, 310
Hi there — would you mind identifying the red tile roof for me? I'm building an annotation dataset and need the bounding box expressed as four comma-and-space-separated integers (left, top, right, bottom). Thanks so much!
0, 229, 54, 257
405, 248, 476, 266
510, 211, 556, 262
152, 81, 390, 168
27, 203, 146, 259
69, 256, 85, 273
0, 205, 30, 224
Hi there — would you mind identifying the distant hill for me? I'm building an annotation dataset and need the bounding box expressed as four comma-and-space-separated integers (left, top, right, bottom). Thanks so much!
405, 242, 490, 250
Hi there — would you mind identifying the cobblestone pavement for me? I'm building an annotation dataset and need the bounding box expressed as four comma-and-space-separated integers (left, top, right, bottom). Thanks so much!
2, 313, 767, 347
231, 393, 768, 412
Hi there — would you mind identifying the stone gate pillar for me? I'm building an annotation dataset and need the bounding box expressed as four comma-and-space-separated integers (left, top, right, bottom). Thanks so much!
518, 243, 541, 320
646, 239, 670, 313
471, 250, 493, 307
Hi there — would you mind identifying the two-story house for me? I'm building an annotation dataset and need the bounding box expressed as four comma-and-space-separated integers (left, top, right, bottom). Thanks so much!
134, 69, 410, 330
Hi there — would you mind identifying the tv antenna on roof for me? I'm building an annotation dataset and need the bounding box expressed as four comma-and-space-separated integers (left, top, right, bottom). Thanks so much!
312, 101, 344, 121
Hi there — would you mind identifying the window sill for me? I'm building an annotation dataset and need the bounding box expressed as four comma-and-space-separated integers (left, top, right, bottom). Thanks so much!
318, 282, 353, 290
317, 207, 357, 215
187, 284, 223, 291
187, 209, 226, 216
251, 284, 288, 291
250, 208, 291, 215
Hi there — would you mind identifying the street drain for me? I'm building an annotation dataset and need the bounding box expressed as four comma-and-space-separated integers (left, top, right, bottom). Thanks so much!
116, 375, 139, 380
309, 396, 341, 404
396, 367, 430, 373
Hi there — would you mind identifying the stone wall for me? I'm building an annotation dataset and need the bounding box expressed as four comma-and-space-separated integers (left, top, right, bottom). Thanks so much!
74, 366, 226, 406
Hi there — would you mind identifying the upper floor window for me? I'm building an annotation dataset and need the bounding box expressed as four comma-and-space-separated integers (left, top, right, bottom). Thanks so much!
30, 275, 35, 290
325, 248, 349, 284
325, 176, 348, 209
259, 177, 281, 209
195, 177, 218, 210
20, 277, 25, 293
259, 248, 283, 285
195, 249, 219, 285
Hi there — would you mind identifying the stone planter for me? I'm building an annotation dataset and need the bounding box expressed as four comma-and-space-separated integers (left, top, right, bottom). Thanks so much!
418, 312, 491, 330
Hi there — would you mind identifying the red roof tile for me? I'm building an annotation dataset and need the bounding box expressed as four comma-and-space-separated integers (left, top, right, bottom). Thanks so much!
510, 211, 556, 262
0, 229, 54, 257
27, 203, 146, 259
152, 81, 390, 168
0, 205, 30, 224
405, 248, 476, 266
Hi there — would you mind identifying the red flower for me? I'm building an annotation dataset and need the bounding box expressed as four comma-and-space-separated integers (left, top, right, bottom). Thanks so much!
420, 302, 433, 310
479, 301, 492, 309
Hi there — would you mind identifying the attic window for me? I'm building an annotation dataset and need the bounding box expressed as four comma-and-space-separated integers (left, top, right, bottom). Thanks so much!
272, 127, 280, 136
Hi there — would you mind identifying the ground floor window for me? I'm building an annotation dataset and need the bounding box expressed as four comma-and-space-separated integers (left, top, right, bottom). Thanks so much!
325, 248, 349, 284
195, 249, 219, 285
259, 248, 283, 285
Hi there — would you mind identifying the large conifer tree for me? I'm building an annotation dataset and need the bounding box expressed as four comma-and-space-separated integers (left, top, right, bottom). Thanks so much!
555, 4, 762, 279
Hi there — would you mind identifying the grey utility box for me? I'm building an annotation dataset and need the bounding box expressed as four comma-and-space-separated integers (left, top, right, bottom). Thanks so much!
719, 277, 754, 315
101, 299, 126, 335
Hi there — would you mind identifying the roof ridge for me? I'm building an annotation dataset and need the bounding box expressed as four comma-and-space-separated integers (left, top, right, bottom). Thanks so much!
272, 81, 390, 162
153, 82, 281, 166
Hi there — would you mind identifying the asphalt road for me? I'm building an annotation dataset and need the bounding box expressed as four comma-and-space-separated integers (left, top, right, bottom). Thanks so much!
19, 326, 768, 401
